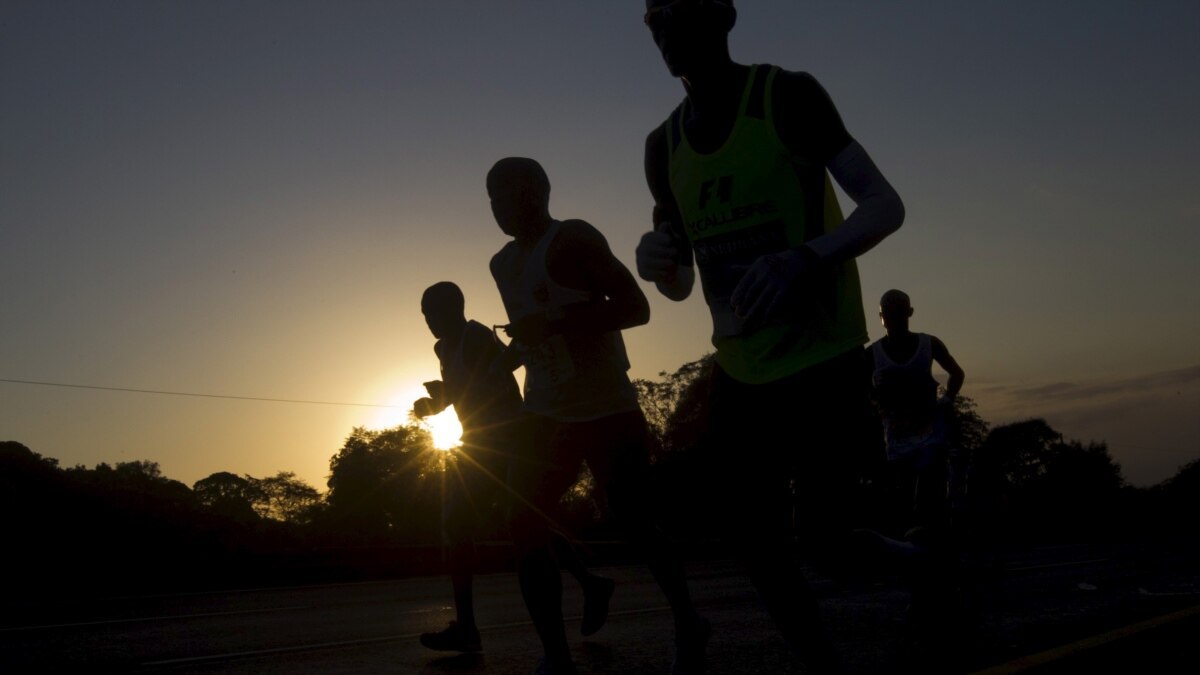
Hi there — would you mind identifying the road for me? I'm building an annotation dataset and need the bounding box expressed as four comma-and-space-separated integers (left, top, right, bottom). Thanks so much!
3, 540, 1198, 674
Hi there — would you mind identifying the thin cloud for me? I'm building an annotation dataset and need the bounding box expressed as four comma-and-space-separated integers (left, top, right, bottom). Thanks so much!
999, 365, 1200, 403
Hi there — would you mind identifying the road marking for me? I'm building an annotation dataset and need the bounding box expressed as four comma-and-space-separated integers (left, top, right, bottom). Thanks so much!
1, 605, 439, 633
137, 606, 674, 668
967, 602, 1200, 674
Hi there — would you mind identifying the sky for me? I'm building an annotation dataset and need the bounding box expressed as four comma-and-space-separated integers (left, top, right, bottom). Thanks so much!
2, 1, 1197, 490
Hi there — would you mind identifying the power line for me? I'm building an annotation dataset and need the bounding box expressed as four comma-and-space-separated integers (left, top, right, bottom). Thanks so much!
0, 378, 400, 409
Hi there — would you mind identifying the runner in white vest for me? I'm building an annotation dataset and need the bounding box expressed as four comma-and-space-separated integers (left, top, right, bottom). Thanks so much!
870, 288, 965, 538
487, 157, 704, 675
869, 288, 968, 656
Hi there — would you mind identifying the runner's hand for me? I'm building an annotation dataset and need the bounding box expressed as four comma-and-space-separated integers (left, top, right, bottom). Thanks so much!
636, 228, 681, 283
413, 397, 435, 418
488, 343, 524, 376
423, 380, 444, 400
730, 248, 813, 325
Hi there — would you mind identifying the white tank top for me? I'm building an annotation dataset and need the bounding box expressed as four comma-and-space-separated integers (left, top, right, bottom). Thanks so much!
493, 221, 638, 421
871, 333, 941, 451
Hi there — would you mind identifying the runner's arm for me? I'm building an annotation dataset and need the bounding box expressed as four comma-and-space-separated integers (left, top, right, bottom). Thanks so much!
638, 124, 695, 301
774, 71, 904, 265
931, 336, 965, 400
508, 221, 651, 342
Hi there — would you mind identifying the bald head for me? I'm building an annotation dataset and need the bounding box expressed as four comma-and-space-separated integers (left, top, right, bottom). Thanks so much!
487, 157, 552, 239
879, 289, 913, 335
880, 289, 911, 311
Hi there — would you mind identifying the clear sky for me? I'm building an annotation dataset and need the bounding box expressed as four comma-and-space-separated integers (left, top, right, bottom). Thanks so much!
3, 1, 1197, 489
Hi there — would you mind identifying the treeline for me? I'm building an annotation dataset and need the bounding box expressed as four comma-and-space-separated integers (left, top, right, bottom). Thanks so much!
638, 356, 1199, 545
4, 356, 1197, 596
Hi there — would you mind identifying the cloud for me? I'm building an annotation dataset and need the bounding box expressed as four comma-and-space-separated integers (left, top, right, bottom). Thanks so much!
970, 364, 1200, 486
999, 365, 1200, 404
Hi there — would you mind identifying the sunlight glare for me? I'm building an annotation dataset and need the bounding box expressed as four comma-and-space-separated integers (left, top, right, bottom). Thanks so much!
365, 383, 462, 450
424, 406, 463, 451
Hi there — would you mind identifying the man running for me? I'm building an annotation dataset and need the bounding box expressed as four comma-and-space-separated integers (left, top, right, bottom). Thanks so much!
635, 1, 905, 671
414, 281, 614, 654
488, 157, 706, 675
869, 289, 969, 658
871, 288, 966, 542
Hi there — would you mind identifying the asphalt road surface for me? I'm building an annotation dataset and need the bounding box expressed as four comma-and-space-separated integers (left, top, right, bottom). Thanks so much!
3, 540, 1198, 674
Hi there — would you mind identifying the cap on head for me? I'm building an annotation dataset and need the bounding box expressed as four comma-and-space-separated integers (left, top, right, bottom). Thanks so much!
644, 0, 736, 33
644, 0, 736, 78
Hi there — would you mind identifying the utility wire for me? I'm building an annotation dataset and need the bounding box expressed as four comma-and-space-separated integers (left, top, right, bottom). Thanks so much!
0, 378, 400, 409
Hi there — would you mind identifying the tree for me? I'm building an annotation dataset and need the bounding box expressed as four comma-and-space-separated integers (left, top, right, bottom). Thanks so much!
0, 441, 61, 500
972, 419, 1127, 542
1145, 458, 1200, 533
979, 419, 1061, 490
633, 354, 714, 458
1, 441, 67, 549
193, 471, 261, 522
945, 393, 988, 455
323, 424, 442, 543
254, 471, 322, 524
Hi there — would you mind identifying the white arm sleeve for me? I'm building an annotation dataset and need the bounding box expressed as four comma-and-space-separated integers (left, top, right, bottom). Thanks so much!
804, 140, 905, 263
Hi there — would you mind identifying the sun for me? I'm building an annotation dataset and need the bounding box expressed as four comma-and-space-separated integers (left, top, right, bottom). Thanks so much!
422, 406, 463, 451
364, 384, 461, 450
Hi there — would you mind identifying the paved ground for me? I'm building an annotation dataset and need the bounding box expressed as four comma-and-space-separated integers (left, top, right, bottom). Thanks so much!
2, 539, 1198, 674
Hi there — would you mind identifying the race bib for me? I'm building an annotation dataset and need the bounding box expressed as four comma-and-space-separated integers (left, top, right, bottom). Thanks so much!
523, 335, 575, 389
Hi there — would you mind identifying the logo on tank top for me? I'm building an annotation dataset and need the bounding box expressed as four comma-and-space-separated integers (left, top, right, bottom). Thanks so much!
698, 175, 734, 209
687, 199, 779, 237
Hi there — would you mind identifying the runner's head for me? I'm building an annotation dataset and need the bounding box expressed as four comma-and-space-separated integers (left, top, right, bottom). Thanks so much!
879, 289, 912, 334
487, 157, 551, 239
644, 0, 736, 79
421, 281, 466, 339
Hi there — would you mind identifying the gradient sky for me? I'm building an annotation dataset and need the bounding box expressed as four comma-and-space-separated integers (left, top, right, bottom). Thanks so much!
3, 1, 1197, 490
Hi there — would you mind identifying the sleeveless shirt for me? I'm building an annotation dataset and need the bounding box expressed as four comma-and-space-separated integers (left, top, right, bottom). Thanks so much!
665, 64, 868, 384
492, 221, 639, 421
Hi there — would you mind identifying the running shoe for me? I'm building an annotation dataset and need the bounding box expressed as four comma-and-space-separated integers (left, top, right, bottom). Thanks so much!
419, 620, 482, 652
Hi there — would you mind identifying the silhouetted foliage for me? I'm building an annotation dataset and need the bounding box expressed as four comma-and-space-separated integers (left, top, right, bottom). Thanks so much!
321, 425, 443, 545
633, 354, 714, 459
1, 441, 67, 556
4, 353, 1194, 593
945, 393, 988, 454
631, 356, 721, 538
255, 471, 322, 524
970, 419, 1128, 543
1159, 457, 1200, 495
194, 471, 261, 522
1148, 458, 1200, 533
193, 470, 322, 525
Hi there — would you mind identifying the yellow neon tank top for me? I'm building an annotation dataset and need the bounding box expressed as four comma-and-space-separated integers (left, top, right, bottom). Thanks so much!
666, 64, 868, 384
